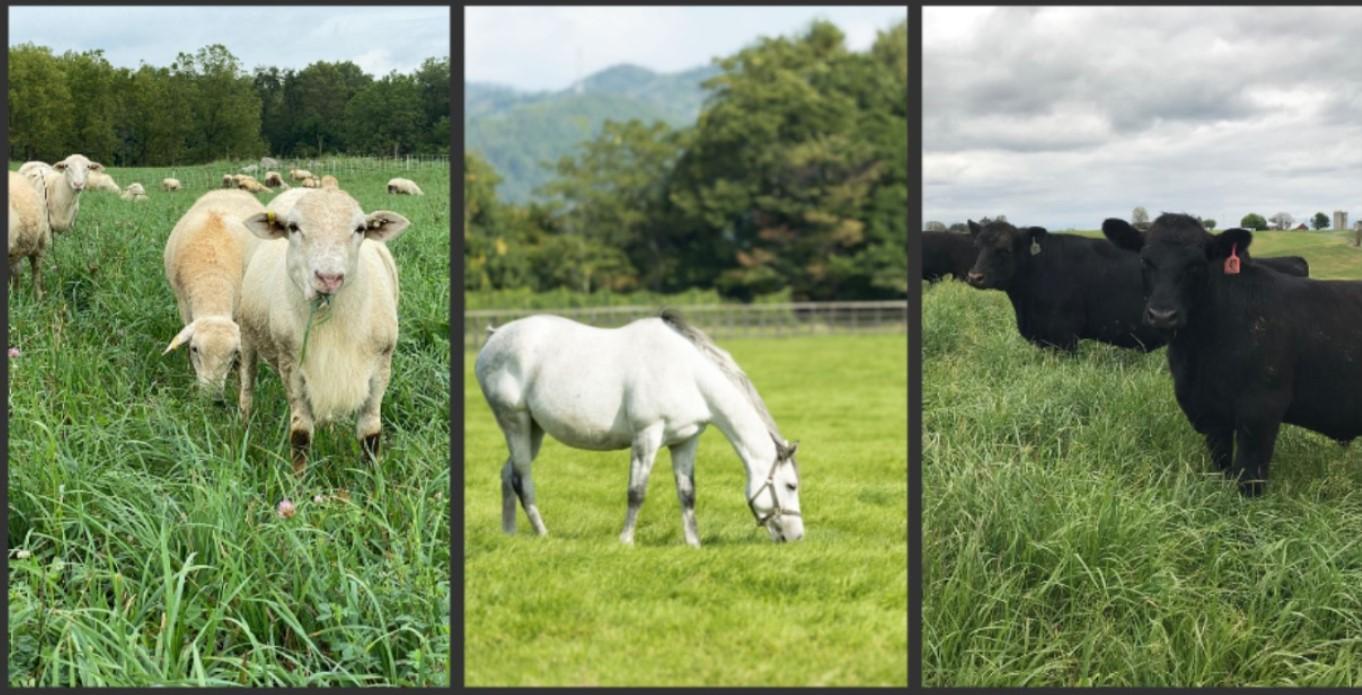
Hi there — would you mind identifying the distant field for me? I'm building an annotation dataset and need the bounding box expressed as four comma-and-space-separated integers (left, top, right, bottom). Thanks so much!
924, 277, 1362, 686
8, 161, 450, 685
1067, 229, 1362, 280
464, 334, 907, 686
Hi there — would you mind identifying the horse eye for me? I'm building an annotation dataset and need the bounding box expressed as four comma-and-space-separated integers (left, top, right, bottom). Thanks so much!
786, 483, 797, 492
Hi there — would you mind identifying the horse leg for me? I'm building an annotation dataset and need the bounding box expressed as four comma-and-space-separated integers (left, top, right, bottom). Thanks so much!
620, 426, 664, 545
500, 420, 545, 534
499, 410, 548, 536
670, 435, 702, 548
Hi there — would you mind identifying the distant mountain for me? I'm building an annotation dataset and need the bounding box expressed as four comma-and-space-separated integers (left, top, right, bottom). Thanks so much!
465, 63, 719, 202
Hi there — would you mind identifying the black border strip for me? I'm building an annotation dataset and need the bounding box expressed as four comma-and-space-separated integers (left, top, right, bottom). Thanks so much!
907, 6, 922, 691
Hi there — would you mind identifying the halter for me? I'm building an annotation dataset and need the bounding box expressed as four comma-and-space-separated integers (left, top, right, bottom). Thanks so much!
747, 453, 801, 527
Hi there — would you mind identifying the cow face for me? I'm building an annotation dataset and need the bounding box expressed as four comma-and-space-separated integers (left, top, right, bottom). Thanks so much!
965, 220, 1047, 290
1103, 214, 1251, 331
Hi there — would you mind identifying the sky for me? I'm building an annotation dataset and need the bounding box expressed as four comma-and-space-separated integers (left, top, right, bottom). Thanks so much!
9, 6, 449, 76
466, 6, 907, 91
925, 6, 1362, 230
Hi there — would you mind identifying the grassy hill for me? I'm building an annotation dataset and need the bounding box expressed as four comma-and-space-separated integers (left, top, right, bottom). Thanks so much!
1066, 229, 1362, 280
465, 63, 718, 203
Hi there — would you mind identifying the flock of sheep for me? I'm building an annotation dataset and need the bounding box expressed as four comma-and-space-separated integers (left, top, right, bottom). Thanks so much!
8, 152, 427, 474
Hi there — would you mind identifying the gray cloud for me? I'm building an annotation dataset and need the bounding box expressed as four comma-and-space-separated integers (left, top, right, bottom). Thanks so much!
925, 7, 1362, 229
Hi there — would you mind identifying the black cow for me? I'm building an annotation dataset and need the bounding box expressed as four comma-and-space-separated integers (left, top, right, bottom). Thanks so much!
963, 219, 1169, 351
923, 231, 977, 282
1103, 213, 1362, 496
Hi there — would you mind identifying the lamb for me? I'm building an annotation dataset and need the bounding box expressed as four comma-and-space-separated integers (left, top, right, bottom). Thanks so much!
18, 154, 102, 234
8, 171, 53, 297
263, 171, 288, 189
386, 177, 423, 196
162, 189, 266, 400
88, 170, 121, 193
120, 183, 148, 202
289, 169, 315, 182
320, 175, 339, 190
238, 188, 410, 474
162, 178, 182, 192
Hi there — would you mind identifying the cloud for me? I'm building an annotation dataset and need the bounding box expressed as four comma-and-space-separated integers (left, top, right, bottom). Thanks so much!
924, 6, 1362, 229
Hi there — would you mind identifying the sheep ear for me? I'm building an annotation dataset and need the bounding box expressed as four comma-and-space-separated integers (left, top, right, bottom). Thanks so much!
90, 162, 103, 172
53, 161, 68, 171
243, 211, 288, 240
364, 211, 410, 242
163, 321, 197, 355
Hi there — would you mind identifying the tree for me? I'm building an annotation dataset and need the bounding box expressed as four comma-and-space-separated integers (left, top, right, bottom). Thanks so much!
947, 222, 968, 233
1312, 212, 1330, 230
8, 44, 73, 161
1132, 207, 1151, 231
1202, 218, 1216, 230
1240, 213, 1269, 231
1269, 212, 1294, 230
284, 61, 373, 156
60, 49, 120, 164
925, 221, 947, 232
345, 72, 424, 156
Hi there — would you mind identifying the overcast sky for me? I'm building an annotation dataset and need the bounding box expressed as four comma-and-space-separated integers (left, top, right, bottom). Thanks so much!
466, 6, 907, 91
9, 6, 449, 76
925, 7, 1362, 230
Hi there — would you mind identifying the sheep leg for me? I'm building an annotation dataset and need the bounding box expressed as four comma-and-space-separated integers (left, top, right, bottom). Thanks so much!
9, 258, 19, 293
28, 254, 42, 299
355, 352, 393, 464
238, 343, 257, 419
279, 358, 314, 476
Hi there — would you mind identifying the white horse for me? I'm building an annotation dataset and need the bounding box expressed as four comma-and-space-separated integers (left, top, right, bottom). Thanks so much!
475, 311, 804, 546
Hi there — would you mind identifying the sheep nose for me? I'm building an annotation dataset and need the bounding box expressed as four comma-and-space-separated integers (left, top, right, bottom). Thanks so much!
314, 271, 345, 294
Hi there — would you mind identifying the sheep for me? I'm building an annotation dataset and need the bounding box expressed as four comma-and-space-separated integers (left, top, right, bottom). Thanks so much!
234, 175, 269, 194
19, 154, 102, 234
222, 174, 237, 189
120, 183, 148, 202
8, 171, 53, 297
238, 188, 410, 474
88, 170, 121, 193
260, 157, 279, 170
162, 189, 266, 400
320, 175, 339, 190
289, 169, 315, 182
301, 176, 321, 189
386, 177, 423, 196
162, 178, 182, 192
240, 163, 259, 175
263, 171, 287, 189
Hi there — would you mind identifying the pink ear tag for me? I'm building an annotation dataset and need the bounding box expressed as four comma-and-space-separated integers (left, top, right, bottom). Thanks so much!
1224, 243, 1241, 275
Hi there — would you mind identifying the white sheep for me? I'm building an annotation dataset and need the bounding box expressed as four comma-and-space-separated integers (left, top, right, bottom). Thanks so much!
222, 174, 237, 189
19, 154, 102, 234
240, 163, 259, 174
386, 177, 424, 196
163, 189, 266, 400
238, 188, 410, 474
236, 175, 269, 194
289, 169, 315, 182
88, 170, 121, 193
120, 183, 148, 202
162, 178, 182, 192
320, 175, 339, 190
260, 157, 280, 170
8, 171, 53, 297
301, 176, 321, 189
263, 171, 288, 189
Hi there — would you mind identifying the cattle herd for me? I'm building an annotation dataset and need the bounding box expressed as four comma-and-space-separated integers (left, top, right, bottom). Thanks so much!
925, 213, 1362, 496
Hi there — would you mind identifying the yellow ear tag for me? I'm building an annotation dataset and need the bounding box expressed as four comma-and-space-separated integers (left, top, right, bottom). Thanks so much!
267, 211, 276, 224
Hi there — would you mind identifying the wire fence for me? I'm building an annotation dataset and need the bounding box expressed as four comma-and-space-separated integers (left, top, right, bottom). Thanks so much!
464, 300, 908, 350
143, 154, 449, 190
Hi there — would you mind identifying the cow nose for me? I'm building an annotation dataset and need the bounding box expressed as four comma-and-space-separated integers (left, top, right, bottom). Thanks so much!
1146, 307, 1178, 325
314, 271, 345, 294
966, 271, 984, 284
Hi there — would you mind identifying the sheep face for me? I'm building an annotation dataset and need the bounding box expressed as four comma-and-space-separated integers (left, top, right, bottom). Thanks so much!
53, 154, 101, 192
164, 316, 241, 401
244, 190, 409, 302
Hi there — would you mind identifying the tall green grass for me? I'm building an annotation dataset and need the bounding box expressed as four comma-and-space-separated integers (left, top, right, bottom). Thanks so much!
7, 162, 450, 686
464, 334, 907, 686
924, 278, 1362, 686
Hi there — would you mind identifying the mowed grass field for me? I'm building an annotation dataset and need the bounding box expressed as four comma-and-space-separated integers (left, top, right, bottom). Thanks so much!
464, 333, 907, 686
7, 162, 450, 685
924, 231, 1362, 687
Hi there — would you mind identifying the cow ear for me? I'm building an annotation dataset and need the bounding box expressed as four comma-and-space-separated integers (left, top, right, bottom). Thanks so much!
1209, 227, 1253, 259
1102, 218, 1144, 251
967, 220, 981, 235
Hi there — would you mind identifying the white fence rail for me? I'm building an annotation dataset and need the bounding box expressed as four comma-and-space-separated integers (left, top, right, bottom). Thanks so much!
464, 300, 907, 349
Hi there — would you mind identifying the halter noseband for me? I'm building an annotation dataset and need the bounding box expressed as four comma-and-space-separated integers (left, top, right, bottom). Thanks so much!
748, 453, 800, 527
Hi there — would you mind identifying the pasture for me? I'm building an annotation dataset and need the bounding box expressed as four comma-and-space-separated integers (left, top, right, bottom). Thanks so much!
7, 161, 451, 685
463, 333, 907, 686
923, 250, 1362, 686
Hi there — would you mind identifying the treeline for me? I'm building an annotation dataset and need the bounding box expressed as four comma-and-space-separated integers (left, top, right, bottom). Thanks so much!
465, 20, 908, 302
8, 44, 449, 166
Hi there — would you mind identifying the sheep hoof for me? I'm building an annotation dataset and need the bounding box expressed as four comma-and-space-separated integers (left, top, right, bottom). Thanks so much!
362, 432, 381, 463
290, 429, 310, 475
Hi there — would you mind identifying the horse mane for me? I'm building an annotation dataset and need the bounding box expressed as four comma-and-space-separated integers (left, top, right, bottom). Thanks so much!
659, 308, 782, 439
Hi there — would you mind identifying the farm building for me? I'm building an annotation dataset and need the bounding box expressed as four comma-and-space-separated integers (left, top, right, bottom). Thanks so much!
1334, 210, 1349, 230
